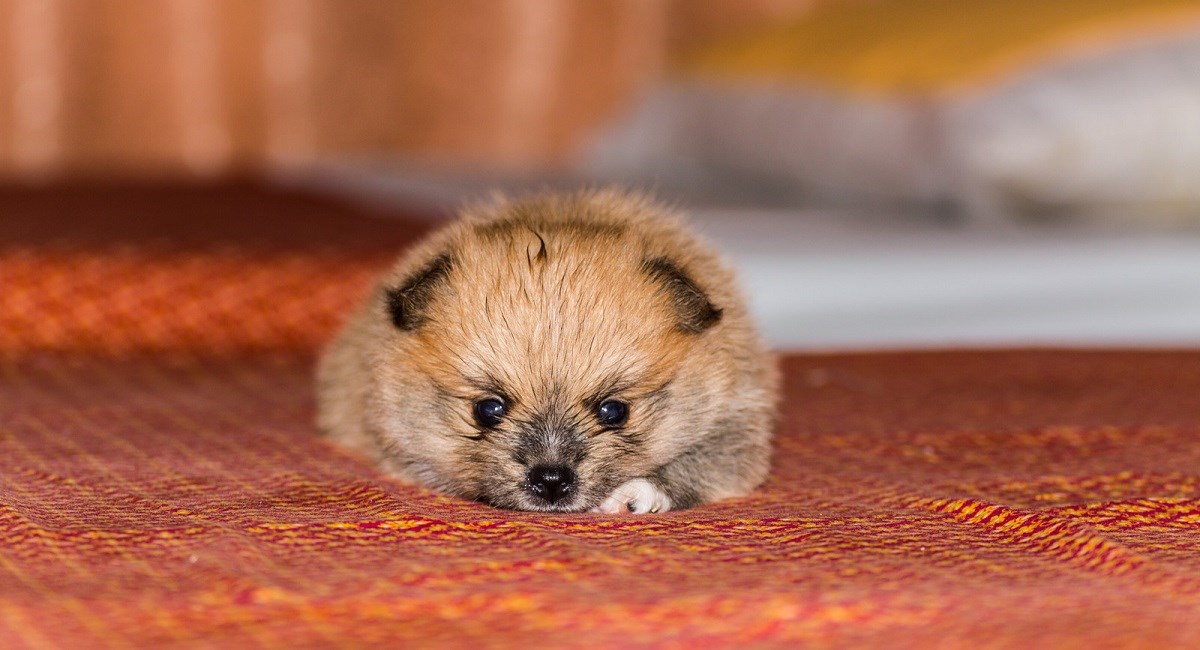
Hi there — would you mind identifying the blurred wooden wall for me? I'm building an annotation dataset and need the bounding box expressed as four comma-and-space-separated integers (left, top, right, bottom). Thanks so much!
0, 0, 812, 177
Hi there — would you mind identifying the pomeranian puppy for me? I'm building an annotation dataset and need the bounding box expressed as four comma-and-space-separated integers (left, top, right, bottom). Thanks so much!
316, 190, 777, 513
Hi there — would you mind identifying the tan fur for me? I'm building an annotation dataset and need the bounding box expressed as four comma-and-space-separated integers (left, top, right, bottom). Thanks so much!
316, 190, 779, 512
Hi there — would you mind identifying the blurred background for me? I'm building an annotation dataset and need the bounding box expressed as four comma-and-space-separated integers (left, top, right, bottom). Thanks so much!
2, 0, 1199, 350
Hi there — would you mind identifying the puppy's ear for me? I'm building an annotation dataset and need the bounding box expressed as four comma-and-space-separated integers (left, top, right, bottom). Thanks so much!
642, 256, 723, 334
385, 253, 452, 330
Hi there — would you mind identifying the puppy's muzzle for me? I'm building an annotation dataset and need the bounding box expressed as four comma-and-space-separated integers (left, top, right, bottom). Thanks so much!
525, 465, 576, 504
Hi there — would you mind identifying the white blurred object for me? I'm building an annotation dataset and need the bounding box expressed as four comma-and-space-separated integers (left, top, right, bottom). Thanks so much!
589, 27, 1200, 224
954, 33, 1200, 223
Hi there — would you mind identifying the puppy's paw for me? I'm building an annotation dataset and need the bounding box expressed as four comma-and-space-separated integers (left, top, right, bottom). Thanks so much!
593, 478, 672, 514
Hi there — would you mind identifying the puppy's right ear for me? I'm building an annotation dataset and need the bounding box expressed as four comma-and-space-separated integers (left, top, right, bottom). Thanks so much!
642, 256, 723, 334
385, 253, 452, 330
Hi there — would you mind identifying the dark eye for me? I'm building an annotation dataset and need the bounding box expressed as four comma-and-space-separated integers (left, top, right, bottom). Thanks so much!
596, 400, 629, 427
473, 398, 506, 428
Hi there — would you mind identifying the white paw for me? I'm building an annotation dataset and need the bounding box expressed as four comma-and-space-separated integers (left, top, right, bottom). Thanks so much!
592, 478, 672, 514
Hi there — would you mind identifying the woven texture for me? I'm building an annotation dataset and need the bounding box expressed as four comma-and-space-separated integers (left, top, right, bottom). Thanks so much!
2, 183, 1200, 649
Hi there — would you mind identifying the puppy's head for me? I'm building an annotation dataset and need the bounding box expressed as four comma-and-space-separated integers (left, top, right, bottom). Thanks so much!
373, 199, 727, 511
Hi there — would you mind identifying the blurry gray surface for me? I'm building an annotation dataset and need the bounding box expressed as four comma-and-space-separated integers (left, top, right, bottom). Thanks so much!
686, 209, 1200, 349
287, 164, 1200, 350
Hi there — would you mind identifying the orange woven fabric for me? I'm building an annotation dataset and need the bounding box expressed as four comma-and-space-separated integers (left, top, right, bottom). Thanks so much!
0, 182, 426, 359
2, 184, 1200, 648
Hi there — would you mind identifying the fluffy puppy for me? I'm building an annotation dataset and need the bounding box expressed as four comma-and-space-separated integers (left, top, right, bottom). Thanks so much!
316, 190, 777, 513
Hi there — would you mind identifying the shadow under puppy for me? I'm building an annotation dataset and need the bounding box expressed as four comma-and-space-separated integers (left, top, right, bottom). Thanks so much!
317, 190, 778, 513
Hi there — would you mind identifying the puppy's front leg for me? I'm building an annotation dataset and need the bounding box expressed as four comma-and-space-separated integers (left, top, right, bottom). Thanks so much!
594, 478, 674, 514
593, 421, 770, 514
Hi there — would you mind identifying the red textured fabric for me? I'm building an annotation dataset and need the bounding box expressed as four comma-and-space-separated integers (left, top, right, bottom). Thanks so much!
0, 181, 430, 358
1, 183, 1199, 648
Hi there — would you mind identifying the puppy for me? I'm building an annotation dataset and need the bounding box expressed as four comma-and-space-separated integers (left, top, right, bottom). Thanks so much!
316, 190, 778, 513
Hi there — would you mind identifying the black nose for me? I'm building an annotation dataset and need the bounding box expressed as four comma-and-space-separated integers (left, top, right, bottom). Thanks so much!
526, 465, 576, 504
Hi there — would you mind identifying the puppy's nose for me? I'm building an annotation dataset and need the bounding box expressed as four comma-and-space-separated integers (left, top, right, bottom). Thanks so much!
526, 465, 576, 504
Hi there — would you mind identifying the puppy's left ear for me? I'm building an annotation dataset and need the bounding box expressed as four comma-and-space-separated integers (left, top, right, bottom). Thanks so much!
642, 256, 723, 334
385, 253, 453, 330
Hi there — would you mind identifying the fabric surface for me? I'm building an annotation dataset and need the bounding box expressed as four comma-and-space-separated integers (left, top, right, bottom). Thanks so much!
2, 183, 1200, 649
0, 181, 427, 358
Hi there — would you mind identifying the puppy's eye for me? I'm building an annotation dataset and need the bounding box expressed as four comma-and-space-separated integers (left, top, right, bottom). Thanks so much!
596, 400, 629, 427
473, 398, 506, 428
